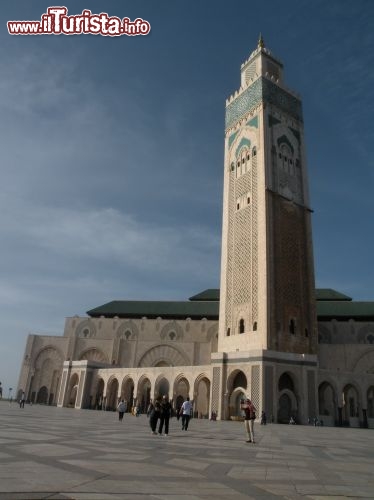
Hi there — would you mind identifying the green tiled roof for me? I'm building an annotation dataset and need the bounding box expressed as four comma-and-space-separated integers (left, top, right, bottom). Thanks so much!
87, 300, 219, 320
316, 301, 374, 320
189, 289, 220, 301
87, 288, 372, 321
315, 289, 352, 301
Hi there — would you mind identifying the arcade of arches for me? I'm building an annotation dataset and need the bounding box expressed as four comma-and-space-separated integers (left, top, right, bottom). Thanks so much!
21, 345, 374, 427
60, 363, 374, 427
78, 372, 212, 418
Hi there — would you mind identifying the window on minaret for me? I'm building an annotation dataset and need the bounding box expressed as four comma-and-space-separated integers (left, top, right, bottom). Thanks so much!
239, 319, 245, 334
226, 328, 230, 337
289, 319, 296, 335
252, 146, 257, 156
279, 144, 293, 174
253, 322, 257, 331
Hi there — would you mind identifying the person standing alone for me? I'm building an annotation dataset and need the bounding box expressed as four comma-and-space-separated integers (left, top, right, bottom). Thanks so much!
180, 397, 193, 431
158, 395, 172, 436
149, 399, 162, 434
117, 399, 127, 421
242, 398, 256, 443
20, 392, 26, 408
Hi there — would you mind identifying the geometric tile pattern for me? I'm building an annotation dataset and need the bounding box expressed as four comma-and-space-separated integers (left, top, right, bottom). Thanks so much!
226, 78, 302, 130
1, 401, 373, 499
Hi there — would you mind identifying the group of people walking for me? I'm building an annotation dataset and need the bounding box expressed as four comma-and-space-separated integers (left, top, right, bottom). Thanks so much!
147, 395, 193, 436
116, 395, 194, 436
117, 394, 262, 445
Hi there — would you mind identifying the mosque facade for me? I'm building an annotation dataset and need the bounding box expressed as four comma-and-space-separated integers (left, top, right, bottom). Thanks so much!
17, 40, 374, 427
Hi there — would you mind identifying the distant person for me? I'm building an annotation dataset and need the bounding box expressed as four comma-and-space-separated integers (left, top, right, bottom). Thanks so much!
289, 416, 296, 425
180, 397, 193, 431
260, 411, 267, 425
176, 404, 181, 421
117, 400, 127, 421
20, 392, 26, 408
0, 382, 2, 400
149, 399, 161, 435
241, 398, 256, 443
158, 395, 172, 436
147, 399, 154, 419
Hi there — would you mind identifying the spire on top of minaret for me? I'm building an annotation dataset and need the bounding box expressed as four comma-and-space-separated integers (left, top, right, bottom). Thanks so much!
238, 34, 284, 89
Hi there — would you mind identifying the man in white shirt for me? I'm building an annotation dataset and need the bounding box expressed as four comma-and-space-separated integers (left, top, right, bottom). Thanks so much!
180, 397, 193, 430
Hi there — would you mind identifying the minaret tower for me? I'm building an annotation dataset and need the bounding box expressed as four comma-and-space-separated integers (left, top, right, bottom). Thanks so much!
213, 37, 318, 422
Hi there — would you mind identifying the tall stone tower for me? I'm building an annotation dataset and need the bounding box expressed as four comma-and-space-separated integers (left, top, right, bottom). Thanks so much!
213, 37, 318, 422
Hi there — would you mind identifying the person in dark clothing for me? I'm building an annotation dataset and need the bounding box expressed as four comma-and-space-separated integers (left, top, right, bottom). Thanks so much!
20, 392, 26, 408
149, 399, 161, 434
158, 395, 172, 436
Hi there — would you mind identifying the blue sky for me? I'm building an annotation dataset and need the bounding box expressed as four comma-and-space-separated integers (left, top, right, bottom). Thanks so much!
0, 0, 373, 394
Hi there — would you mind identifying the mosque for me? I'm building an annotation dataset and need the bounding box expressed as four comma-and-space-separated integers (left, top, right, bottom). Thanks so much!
17, 39, 374, 427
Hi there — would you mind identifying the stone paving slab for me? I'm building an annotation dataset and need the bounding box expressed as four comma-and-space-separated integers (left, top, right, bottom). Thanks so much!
0, 401, 374, 499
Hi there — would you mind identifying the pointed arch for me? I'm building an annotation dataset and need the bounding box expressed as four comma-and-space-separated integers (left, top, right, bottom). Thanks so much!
160, 321, 184, 341
193, 373, 211, 419
79, 348, 108, 363
137, 344, 189, 368
116, 320, 139, 340
75, 319, 97, 338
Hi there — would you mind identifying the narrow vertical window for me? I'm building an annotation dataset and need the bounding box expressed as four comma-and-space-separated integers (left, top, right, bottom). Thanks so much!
289, 319, 295, 335
239, 319, 245, 334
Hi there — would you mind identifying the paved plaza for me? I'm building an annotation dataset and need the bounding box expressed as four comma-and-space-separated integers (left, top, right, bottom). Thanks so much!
0, 401, 373, 499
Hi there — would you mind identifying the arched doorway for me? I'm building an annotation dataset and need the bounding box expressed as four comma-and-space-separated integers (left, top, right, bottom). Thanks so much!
194, 376, 211, 419
277, 372, 298, 423
94, 378, 104, 409
67, 373, 79, 408
37, 386, 48, 404
227, 369, 247, 419
121, 377, 134, 411
174, 376, 190, 412
137, 376, 151, 413
318, 381, 337, 425
106, 378, 119, 411
367, 386, 374, 419
278, 393, 292, 423
155, 376, 170, 399
342, 383, 360, 427
30, 347, 63, 405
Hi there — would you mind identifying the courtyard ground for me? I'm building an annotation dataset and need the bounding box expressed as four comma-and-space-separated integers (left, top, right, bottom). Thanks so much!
0, 400, 373, 499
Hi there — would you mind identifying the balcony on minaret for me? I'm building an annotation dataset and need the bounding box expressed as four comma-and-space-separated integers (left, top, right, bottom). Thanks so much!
240, 35, 284, 88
